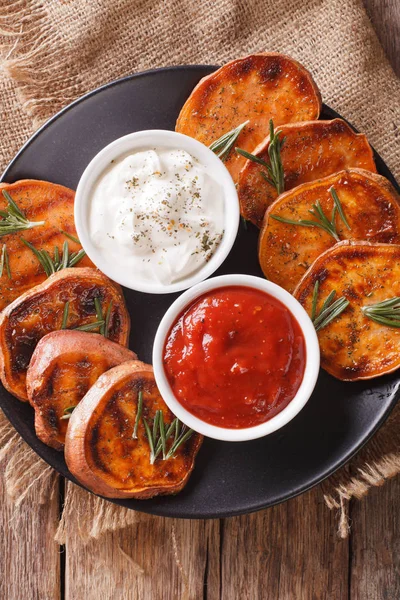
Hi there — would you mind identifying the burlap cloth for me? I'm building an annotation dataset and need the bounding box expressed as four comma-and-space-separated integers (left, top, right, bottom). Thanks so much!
0, 0, 400, 541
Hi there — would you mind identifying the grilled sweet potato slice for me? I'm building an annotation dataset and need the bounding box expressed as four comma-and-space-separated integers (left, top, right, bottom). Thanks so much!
0, 267, 130, 401
0, 180, 93, 310
65, 361, 203, 499
176, 53, 321, 182
27, 331, 137, 450
238, 119, 377, 227
259, 169, 400, 293
294, 242, 400, 381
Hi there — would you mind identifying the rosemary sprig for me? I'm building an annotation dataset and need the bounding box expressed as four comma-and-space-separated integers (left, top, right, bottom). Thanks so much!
60, 300, 112, 336
362, 297, 400, 327
139, 406, 193, 465
132, 391, 143, 439
0, 244, 11, 279
236, 119, 285, 194
209, 120, 249, 161
61, 301, 70, 329
74, 320, 106, 332
311, 280, 350, 331
22, 239, 86, 277
61, 230, 80, 244
270, 186, 351, 242
94, 297, 113, 338
60, 405, 76, 420
0, 190, 45, 237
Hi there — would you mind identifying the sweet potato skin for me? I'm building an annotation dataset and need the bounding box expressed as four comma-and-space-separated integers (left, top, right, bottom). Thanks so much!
176, 53, 321, 182
238, 119, 377, 227
27, 331, 137, 450
65, 361, 203, 499
259, 169, 400, 292
0, 180, 93, 310
294, 241, 400, 381
0, 267, 130, 401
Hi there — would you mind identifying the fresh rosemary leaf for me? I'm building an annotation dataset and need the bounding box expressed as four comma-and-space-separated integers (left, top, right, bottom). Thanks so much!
104, 301, 113, 338
60, 405, 76, 420
61, 301, 70, 329
22, 239, 86, 276
235, 148, 269, 168
311, 280, 319, 321
74, 320, 105, 332
362, 296, 400, 327
165, 424, 193, 459
311, 281, 349, 331
236, 119, 285, 194
139, 406, 194, 465
0, 244, 11, 279
132, 391, 143, 439
209, 120, 249, 161
330, 187, 351, 230
61, 230, 80, 244
0, 190, 45, 237
143, 417, 156, 464
94, 297, 105, 335
270, 187, 350, 242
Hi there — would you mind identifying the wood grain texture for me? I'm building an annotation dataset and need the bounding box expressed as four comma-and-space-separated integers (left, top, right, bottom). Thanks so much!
221, 489, 349, 600
65, 517, 220, 599
363, 0, 400, 76
0, 475, 60, 600
1, 5, 400, 600
350, 476, 400, 600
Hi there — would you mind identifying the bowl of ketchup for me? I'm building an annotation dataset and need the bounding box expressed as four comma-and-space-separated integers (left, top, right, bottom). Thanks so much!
153, 274, 320, 441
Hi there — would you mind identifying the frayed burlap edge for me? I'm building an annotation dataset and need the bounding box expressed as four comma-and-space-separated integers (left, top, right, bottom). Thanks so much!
0, 408, 147, 545
55, 481, 148, 545
0, 0, 83, 127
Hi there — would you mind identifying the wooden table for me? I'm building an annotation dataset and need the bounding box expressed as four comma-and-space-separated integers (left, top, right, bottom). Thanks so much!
1, 2, 399, 598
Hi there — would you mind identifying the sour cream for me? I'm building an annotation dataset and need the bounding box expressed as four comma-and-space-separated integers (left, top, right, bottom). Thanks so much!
88, 148, 225, 286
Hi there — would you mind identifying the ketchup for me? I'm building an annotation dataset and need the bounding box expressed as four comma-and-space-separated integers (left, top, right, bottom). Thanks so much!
163, 286, 306, 429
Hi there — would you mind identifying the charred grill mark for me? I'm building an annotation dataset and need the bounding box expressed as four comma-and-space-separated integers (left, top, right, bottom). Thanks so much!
108, 310, 121, 338
89, 423, 112, 474
259, 58, 283, 82
77, 286, 105, 316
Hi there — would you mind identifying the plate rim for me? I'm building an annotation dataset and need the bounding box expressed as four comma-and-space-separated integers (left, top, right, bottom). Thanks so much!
1, 64, 399, 519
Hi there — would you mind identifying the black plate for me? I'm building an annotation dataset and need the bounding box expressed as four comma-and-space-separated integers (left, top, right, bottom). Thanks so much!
1, 66, 400, 519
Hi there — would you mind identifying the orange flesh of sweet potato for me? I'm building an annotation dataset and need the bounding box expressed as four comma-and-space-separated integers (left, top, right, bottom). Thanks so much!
294, 242, 400, 381
27, 331, 137, 450
0, 267, 130, 401
238, 119, 377, 227
65, 361, 203, 499
259, 169, 400, 293
176, 53, 321, 182
0, 180, 93, 310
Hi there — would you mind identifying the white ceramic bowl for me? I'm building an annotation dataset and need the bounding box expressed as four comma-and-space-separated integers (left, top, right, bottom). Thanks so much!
74, 130, 240, 294
153, 274, 320, 441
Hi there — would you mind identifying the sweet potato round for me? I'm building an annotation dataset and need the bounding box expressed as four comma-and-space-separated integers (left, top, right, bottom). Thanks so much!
238, 119, 377, 227
65, 361, 203, 499
27, 331, 137, 450
294, 241, 400, 381
0, 267, 130, 401
176, 53, 321, 183
0, 179, 93, 310
259, 169, 400, 292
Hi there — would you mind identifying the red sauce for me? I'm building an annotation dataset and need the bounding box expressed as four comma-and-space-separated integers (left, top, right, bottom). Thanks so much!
163, 286, 306, 429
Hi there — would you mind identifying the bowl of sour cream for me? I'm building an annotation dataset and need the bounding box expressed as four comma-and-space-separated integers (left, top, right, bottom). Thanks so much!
74, 130, 240, 294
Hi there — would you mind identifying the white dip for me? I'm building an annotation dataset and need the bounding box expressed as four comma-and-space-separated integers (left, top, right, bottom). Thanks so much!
88, 148, 225, 286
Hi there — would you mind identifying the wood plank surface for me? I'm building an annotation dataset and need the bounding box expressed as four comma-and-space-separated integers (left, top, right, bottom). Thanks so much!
1, 4, 399, 600
220, 488, 349, 600
65, 517, 221, 599
350, 476, 400, 600
0, 474, 60, 600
